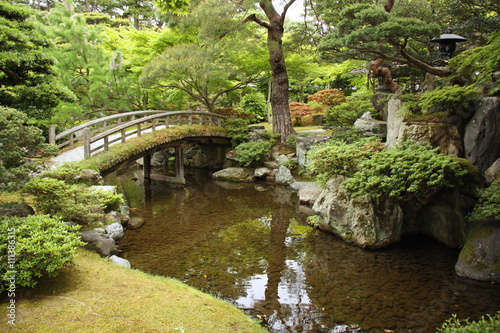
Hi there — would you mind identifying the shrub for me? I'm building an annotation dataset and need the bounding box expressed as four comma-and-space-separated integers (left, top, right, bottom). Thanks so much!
235, 140, 274, 167
289, 102, 312, 126
420, 85, 481, 113
307, 89, 346, 107
437, 312, 500, 333
307, 137, 382, 186
326, 91, 374, 127
0, 215, 84, 292
468, 177, 500, 221
343, 142, 468, 202
22, 178, 124, 225
42, 161, 91, 185
240, 92, 267, 123
0, 106, 58, 190
223, 118, 249, 147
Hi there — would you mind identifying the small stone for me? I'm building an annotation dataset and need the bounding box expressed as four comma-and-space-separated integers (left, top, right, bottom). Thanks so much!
105, 222, 124, 241
254, 167, 271, 178
128, 216, 145, 230
110, 255, 131, 269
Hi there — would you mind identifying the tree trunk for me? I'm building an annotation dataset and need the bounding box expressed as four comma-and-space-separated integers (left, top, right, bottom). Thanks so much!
266, 16, 296, 142
266, 78, 272, 124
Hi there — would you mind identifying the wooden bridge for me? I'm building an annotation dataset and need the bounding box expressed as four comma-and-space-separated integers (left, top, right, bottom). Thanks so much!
49, 111, 229, 184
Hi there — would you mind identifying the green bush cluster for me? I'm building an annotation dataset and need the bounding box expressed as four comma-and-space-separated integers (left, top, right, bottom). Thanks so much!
326, 91, 375, 127
240, 92, 267, 123
0, 107, 59, 190
437, 312, 500, 333
234, 140, 274, 167
0, 215, 84, 292
22, 177, 124, 226
307, 137, 383, 186
419, 85, 481, 113
468, 177, 500, 221
343, 142, 468, 202
223, 118, 249, 147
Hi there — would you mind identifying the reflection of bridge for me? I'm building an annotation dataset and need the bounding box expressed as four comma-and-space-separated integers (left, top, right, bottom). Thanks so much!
49, 111, 229, 184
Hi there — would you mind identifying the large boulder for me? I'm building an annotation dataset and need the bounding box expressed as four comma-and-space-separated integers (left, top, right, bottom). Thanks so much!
298, 183, 323, 206
397, 122, 462, 157
0, 202, 34, 218
312, 175, 403, 248
485, 158, 500, 184
464, 97, 500, 173
275, 165, 295, 185
296, 135, 330, 169
455, 221, 500, 282
386, 93, 405, 148
371, 92, 393, 121
212, 167, 255, 182
353, 117, 387, 139
80, 231, 115, 256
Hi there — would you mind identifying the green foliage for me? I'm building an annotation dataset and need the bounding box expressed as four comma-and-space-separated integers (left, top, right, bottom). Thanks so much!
22, 178, 124, 225
468, 178, 500, 221
343, 142, 468, 201
234, 140, 274, 167
0, 2, 76, 120
240, 92, 267, 123
449, 32, 500, 94
0, 214, 84, 292
289, 102, 312, 126
307, 215, 319, 228
307, 89, 346, 107
326, 90, 375, 127
0, 107, 58, 190
223, 118, 249, 147
307, 137, 383, 186
437, 312, 500, 333
42, 161, 93, 185
420, 85, 481, 113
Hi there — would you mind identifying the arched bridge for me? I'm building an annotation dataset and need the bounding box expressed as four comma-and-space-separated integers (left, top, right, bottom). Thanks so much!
49, 111, 230, 184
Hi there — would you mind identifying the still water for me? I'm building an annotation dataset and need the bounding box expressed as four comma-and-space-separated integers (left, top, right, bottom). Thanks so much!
105, 166, 500, 333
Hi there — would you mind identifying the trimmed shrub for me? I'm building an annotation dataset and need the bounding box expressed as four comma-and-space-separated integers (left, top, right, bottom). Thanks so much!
326, 91, 374, 127
307, 137, 382, 186
240, 92, 267, 123
289, 102, 312, 126
223, 118, 249, 147
235, 140, 274, 167
468, 177, 500, 221
0, 215, 84, 292
343, 142, 468, 202
307, 89, 346, 107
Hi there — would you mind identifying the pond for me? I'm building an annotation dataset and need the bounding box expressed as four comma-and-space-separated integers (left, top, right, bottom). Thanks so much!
105, 166, 500, 333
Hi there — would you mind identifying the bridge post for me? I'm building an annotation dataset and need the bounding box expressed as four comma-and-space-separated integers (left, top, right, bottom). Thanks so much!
83, 127, 91, 158
175, 146, 185, 184
143, 153, 151, 180
49, 125, 56, 145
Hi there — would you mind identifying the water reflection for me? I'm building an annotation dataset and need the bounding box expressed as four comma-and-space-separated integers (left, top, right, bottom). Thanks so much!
106, 167, 500, 333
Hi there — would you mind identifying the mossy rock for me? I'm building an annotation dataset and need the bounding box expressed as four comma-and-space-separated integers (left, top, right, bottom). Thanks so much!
455, 221, 500, 282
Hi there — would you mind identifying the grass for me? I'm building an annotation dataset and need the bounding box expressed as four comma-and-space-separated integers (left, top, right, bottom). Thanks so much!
1, 249, 266, 333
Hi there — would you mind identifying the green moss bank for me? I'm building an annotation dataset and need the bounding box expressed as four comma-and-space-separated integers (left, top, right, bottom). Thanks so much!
1, 249, 266, 333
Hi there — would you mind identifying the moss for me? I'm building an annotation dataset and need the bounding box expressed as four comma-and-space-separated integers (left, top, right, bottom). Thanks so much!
459, 225, 495, 269
406, 111, 448, 122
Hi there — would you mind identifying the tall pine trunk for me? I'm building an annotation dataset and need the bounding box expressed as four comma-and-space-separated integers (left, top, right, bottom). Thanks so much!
267, 18, 296, 142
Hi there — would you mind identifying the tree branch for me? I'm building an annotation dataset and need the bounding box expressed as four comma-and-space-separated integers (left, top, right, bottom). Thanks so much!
245, 13, 271, 29
282, 0, 297, 21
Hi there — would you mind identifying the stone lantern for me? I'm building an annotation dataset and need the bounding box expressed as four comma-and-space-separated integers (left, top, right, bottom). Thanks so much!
430, 27, 467, 60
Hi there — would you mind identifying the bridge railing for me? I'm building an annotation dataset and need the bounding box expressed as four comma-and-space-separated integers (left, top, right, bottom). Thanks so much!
49, 110, 226, 158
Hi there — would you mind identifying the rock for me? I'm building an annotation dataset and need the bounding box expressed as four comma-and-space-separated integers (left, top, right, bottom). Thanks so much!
92, 185, 117, 194
397, 122, 462, 157
455, 221, 500, 282
74, 169, 104, 185
105, 222, 124, 241
353, 118, 387, 139
93, 228, 105, 234
254, 167, 271, 178
371, 92, 393, 121
290, 181, 316, 193
485, 158, 500, 184
225, 149, 238, 161
110, 255, 131, 269
120, 205, 130, 224
298, 183, 323, 206
212, 167, 255, 182
386, 93, 405, 148
248, 126, 267, 141
80, 231, 115, 256
0, 203, 34, 218
296, 135, 330, 169
106, 211, 121, 225
275, 154, 289, 165
312, 175, 403, 248
275, 165, 295, 185
464, 97, 500, 173
151, 151, 168, 166
128, 216, 145, 230
264, 161, 280, 169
